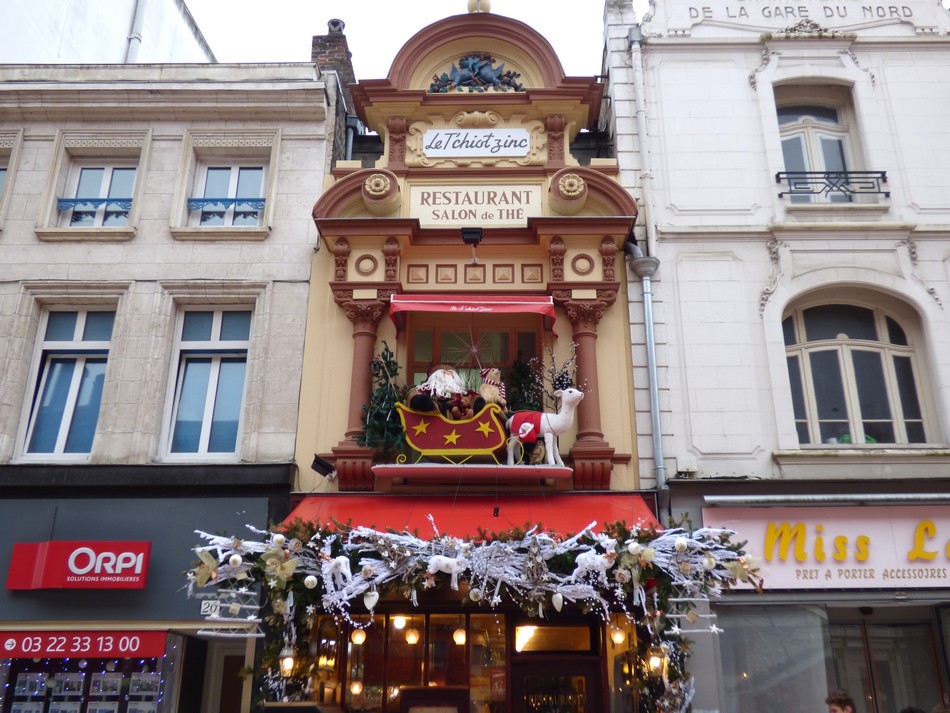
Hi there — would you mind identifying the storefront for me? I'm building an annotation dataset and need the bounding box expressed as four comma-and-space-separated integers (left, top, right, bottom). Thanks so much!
672, 481, 950, 713
0, 495, 274, 713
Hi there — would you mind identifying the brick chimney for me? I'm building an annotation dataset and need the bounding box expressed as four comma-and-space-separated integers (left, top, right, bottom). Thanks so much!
312, 18, 356, 115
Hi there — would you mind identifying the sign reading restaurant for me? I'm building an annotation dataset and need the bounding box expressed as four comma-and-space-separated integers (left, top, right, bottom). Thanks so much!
702, 506, 950, 590
409, 184, 543, 228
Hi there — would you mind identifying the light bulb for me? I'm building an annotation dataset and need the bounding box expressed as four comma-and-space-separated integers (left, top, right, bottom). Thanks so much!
405, 628, 420, 645
453, 628, 467, 645
350, 681, 363, 695
610, 628, 626, 645
350, 629, 366, 645
392, 615, 407, 630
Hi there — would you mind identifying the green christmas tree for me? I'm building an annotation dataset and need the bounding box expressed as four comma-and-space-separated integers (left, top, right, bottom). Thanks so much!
358, 342, 408, 458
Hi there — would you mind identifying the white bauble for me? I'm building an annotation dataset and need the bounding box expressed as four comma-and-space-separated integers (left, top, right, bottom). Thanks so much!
551, 592, 564, 612
229, 554, 243, 568
272, 534, 286, 547
627, 542, 642, 557
304, 575, 318, 589
674, 537, 688, 552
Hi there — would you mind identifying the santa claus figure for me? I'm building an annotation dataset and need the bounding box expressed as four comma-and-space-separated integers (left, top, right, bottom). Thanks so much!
407, 365, 486, 418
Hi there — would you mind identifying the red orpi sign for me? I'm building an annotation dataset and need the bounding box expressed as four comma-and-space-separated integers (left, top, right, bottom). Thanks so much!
6, 540, 151, 590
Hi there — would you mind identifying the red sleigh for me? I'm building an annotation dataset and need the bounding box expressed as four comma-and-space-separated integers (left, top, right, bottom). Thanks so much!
395, 402, 507, 464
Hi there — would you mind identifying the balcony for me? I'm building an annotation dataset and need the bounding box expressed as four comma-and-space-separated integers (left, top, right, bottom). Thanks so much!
776, 170, 889, 203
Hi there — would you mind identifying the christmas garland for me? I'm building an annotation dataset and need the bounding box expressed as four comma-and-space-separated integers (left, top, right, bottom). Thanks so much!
185, 516, 761, 712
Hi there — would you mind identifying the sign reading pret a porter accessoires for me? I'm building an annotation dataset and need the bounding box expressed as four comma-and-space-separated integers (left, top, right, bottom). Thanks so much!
702, 506, 950, 590
6, 540, 151, 590
1, 630, 166, 658
410, 184, 543, 228
423, 128, 531, 158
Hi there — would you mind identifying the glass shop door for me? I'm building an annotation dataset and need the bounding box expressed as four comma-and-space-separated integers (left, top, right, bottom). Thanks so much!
511, 660, 600, 713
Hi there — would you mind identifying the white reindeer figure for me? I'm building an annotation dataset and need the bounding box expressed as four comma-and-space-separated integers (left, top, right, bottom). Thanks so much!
323, 555, 352, 589
506, 387, 584, 466
427, 555, 469, 590
569, 537, 617, 585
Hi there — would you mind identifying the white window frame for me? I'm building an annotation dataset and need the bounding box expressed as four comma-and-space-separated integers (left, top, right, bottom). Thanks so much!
784, 304, 928, 447
189, 162, 266, 228
59, 162, 138, 228
19, 309, 116, 461
0, 129, 23, 233
170, 129, 280, 241
35, 129, 150, 242
162, 307, 252, 461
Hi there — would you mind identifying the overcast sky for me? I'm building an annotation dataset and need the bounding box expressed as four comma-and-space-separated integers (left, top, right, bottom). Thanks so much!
184, 1, 651, 79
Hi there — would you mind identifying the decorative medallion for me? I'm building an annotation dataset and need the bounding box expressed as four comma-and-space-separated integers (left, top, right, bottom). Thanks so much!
355, 255, 378, 277
558, 173, 586, 198
363, 173, 391, 196
429, 54, 524, 93
571, 254, 595, 277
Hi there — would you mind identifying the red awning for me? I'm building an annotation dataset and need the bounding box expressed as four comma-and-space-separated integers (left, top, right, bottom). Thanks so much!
389, 294, 556, 333
282, 493, 657, 538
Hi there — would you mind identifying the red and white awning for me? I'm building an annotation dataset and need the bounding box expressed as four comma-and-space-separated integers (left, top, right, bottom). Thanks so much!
389, 294, 556, 333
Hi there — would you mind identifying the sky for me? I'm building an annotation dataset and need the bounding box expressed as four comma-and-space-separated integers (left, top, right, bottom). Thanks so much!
184, 0, 652, 79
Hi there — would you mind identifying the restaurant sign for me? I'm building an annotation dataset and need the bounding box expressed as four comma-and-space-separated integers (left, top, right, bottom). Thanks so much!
422, 128, 531, 159
702, 506, 950, 589
409, 184, 543, 228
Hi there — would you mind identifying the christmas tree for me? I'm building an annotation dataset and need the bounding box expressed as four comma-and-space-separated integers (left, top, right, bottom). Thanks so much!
358, 342, 408, 458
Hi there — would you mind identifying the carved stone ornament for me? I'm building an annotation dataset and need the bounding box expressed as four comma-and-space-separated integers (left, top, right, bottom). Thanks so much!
549, 237, 566, 282
333, 238, 351, 281
383, 237, 401, 282
454, 110, 500, 128
600, 238, 618, 282
549, 169, 588, 215
429, 53, 524, 93
361, 171, 401, 216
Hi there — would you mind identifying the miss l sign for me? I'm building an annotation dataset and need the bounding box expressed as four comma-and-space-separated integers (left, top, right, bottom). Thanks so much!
6, 540, 151, 590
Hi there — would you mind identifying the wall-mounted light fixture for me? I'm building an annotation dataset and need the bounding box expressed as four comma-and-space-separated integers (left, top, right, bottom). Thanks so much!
644, 645, 668, 679
311, 454, 336, 479
278, 645, 296, 678
462, 227, 483, 264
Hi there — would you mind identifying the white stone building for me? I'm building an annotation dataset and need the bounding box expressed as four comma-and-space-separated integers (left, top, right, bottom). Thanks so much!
0, 61, 333, 713
0, 0, 214, 63
605, 0, 950, 710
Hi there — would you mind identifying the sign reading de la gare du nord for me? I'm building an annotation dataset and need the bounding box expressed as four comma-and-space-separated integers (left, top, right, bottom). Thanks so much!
673, 0, 928, 25
703, 506, 950, 590
409, 184, 543, 228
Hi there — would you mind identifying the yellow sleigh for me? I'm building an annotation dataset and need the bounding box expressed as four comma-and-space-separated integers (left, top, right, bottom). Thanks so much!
395, 402, 507, 464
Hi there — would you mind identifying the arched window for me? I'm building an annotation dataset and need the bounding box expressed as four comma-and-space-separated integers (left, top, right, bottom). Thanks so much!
783, 303, 927, 445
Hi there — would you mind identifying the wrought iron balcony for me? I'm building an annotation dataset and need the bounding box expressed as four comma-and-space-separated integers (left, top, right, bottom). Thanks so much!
775, 171, 889, 202
57, 197, 133, 211
187, 197, 266, 211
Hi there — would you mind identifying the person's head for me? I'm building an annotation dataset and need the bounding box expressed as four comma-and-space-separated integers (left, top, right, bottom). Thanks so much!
825, 691, 856, 713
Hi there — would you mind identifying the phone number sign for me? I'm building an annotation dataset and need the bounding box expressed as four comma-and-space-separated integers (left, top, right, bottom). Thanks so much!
1, 630, 166, 658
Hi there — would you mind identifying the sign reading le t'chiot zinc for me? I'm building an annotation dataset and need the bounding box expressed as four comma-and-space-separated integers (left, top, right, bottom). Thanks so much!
702, 506, 950, 590
409, 184, 543, 228
423, 128, 531, 158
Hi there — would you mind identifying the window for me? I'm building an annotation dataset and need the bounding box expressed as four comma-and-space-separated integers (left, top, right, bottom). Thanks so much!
170, 129, 280, 240
23, 310, 115, 456
188, 165, 265, 227
408, 314, 542, 390
59, 165, 136, 227
166, 309, 251, 457
35, 129, 149, 241
783, 303, 926, 445
774, 85, 887, 204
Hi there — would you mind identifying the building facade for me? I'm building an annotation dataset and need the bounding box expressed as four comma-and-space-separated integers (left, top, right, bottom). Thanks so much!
0, 61, 333, 713
0, 0, 214, 64
604, 0, 950, 710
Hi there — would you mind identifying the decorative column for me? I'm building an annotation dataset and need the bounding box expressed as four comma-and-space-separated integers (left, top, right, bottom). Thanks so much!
332, 298, 387, 491
564, 298, 616, 490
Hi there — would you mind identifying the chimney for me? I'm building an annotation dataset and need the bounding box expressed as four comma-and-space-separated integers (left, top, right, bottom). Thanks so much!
312, 18, 356, 115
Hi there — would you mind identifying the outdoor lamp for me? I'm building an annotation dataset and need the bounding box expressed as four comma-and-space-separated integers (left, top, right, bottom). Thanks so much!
462, 227, 483, 264
311, 454, 335, 478
350, 681, 363, 695
644, 645, 668, 679
278, 645, 296, 678
610, 628, 627, 645
453, 627, 467, 645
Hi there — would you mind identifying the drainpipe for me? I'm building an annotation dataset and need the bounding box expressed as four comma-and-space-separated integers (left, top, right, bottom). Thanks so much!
629, 25, 658, 257
626, 241, 668, 524
125, 0, 147, 63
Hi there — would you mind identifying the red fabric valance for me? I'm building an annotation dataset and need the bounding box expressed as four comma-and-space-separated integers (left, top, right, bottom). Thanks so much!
389, 294, 556, 333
